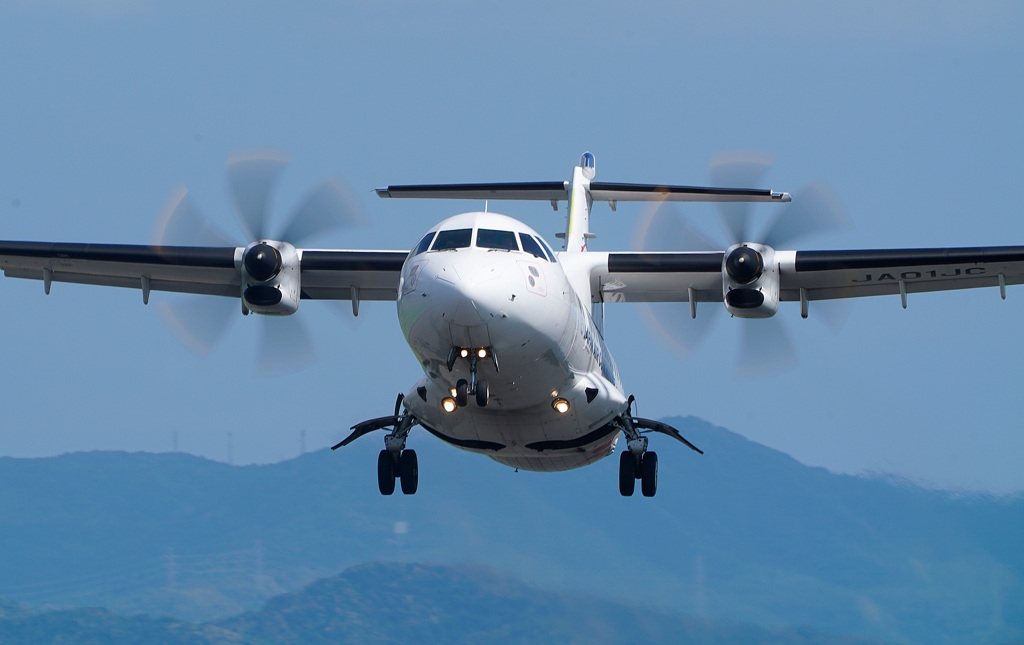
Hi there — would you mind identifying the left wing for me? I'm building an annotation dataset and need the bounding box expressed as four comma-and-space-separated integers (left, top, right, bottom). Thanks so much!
0, 241, 406, 303
594, 246, 1024, 305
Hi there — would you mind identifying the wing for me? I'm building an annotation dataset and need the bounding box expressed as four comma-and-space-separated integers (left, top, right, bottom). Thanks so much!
0, 241, 405, 303
595, 246, 1024, 304
782, 247, 1024, 302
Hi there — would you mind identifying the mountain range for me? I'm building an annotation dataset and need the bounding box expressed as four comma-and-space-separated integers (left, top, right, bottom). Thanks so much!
0, 416, 1020, 643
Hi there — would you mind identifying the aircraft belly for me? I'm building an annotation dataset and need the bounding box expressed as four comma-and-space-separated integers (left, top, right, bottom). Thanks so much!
405, 373, 625, 472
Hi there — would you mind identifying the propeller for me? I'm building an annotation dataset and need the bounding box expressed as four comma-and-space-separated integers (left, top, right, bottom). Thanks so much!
153, 150, 365, 375
634, 152, 849, 377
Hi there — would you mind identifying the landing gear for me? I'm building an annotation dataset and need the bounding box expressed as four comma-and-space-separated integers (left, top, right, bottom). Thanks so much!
618, 450, 635, 496
613, 397, 702, 497
377, 448, 419, 496
618, 447, 658, 497
640, 451, 658, 497
454, 374, 488, 408
400, 449, 418, 495
377, 450, 396, 495
448, 347, 493, 407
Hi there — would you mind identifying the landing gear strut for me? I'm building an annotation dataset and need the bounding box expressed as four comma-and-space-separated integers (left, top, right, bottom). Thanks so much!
617, 419, 658, 497
333, 393, 422, 496
614, 396, 703, 498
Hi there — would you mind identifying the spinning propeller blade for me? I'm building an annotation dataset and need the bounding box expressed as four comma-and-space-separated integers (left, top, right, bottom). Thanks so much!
152, 151, 364, 375
634, 152, 849, 375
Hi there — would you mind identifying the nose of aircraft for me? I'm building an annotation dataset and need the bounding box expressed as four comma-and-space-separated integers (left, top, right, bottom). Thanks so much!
434, 261, 512, 325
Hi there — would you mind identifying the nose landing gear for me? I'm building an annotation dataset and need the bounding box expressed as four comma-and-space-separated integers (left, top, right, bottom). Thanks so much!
447, 346, 494, 408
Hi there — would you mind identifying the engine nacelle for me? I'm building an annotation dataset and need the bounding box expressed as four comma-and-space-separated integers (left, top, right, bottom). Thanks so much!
240, 240, 301, 315
722, 243, 779, 319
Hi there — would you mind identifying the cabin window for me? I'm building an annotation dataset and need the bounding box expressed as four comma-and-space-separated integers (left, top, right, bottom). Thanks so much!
476, 228, 519, 251
411, 232, 435, 256
431, 228, 472, 251
518, 232, 547, 261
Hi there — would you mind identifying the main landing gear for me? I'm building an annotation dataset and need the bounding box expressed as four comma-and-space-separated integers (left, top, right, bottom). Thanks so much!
618, 429, 659, 497
332, 393, 421, 495
378, 447, 418, 495
615, 397, 703, 498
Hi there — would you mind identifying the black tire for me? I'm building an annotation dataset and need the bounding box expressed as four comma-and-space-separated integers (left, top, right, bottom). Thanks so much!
475, 380, 489, 407
641, 451, 658, 497
377, 450, 395, 495
400, 450, 418, 495
455, 379, 469, 407
619, 451, 635, 496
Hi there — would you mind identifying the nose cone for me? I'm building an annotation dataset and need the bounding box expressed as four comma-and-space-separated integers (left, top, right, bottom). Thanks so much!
439, 261, 511, 325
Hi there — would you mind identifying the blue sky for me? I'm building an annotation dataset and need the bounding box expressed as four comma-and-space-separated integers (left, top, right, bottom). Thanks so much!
1, 0, 1022, 493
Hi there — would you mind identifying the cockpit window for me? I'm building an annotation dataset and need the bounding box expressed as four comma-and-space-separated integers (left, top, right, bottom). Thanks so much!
518, 232, 547, 261
411, 232, 435, 256
535, 236, 557, 262
430, 228, 472, 251
476, 228, 519, 251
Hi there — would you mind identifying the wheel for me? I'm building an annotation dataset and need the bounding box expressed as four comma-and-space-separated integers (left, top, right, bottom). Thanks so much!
377, 450, 395, 495
399, 450, 418, 495
475, 380, 489, 407
455, 379, 469, 407
641, 451, 658, 497
618, 451, 635, 496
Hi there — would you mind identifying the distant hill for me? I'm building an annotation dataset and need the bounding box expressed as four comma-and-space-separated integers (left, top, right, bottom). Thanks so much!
0, 562, 887, 645
0, 416, 1020, 644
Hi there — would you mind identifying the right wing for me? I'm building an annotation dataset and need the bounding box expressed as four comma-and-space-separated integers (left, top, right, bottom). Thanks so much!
0, 241, 406, 303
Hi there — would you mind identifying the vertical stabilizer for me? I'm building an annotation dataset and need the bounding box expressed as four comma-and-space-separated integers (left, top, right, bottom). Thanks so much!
562, 152, 596, 253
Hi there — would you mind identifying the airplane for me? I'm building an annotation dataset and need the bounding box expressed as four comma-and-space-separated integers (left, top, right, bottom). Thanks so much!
2, 151, 1023, 497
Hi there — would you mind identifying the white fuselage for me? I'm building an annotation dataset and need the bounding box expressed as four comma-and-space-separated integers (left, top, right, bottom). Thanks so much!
397, 212, 626, 472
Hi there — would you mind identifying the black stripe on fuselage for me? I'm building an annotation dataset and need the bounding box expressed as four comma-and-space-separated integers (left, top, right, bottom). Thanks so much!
607, 252, 723, 274
795, 247, 1024, 272
419, 423, 506, 452
525, 421, 619, 452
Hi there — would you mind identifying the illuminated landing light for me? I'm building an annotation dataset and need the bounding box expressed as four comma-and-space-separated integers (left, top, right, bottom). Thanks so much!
442, 397, 458, 413
477, 348, 487, 359
552, 398, 570, 414
460, 349, 469, 358
450, 388, 458, 397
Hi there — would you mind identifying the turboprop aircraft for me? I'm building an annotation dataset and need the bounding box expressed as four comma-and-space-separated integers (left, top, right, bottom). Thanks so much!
2, 151, 1023, 497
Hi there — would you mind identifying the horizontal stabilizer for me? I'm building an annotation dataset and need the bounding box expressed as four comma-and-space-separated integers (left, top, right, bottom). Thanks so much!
376, 181, 789, 204
589, 182, 790, 203
376, 182, 568, 201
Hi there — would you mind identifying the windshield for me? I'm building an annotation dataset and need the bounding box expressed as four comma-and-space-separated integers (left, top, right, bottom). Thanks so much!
430, 228, 472, 251
411, 232, 435, 256
476, 229, 519, 251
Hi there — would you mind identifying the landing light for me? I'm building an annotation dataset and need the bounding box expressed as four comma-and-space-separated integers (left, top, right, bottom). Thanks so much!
552, 398, 570, 414
460, 349, 469, 358
441, 397, 458, 413
477, 348, 487, 359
